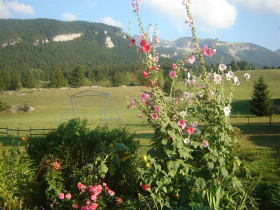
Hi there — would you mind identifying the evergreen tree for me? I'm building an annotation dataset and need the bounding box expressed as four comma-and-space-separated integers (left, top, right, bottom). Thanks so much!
10, 68, 22, 90
51, 68, 66, 88
69, 65, 85, 88
230, 60, 239, 71
22, 69, 35, 88
250, 76, 274, 116
0, 68, 11, 90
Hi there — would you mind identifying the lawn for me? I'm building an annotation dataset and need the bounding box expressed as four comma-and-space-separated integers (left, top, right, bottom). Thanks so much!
0, 69, 279, 181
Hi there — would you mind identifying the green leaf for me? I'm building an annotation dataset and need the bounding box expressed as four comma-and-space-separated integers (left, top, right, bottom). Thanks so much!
115, 143, 128, 151
111, 154, 120, 168
107, 162, 116, 176
207, 162, 214, 170
99, 163, 108, 177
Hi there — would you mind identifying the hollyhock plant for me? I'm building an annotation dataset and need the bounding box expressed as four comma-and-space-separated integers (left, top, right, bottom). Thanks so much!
244, 73, 251, 81
128, 0, 254, 209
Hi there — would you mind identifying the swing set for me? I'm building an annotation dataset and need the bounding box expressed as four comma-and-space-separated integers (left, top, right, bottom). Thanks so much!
58, 90, 124, 128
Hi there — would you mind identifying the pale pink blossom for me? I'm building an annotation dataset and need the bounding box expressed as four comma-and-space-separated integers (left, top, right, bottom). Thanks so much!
212, 49, 216, 54
132, 1, 136, 9
205, 49, 212, 57
184, 92, 190, 99
178, 119, 186, 129
108, 190, 115, 196
184, 68, 188, 71
193, 43, 199, 49
141, 93, 149, 101
201, 45, 209, 55
202, 141, 209, 147
219, 64, 227, 71
137, 0, 142, 4
214, 74, 222, 84
137, 114, 141, 118
244, 73, 250, 81
169, 71, 176, 79
151, 113, 158, 120
173, 63, 177, 69
184, 138, 190, 144
226, 73, 231, 81
189, 55, 195, 64
224, 106, 230, 116
193, 121, 198, 127
228, 71, 234, 77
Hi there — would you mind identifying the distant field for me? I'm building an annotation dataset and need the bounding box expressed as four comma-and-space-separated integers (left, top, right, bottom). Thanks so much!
0, 69, 279, 180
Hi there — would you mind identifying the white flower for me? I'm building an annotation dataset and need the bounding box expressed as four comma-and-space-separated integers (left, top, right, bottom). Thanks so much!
226, 73, 231, 81
184, 138, 190, 144
244, 73, 250, 81
193, 121, 198, 127
219, 64, 227, 71
228, 71, 234, 77
224, 106, 231, 116
234, 76, 239, 83
180, 110, 187, 117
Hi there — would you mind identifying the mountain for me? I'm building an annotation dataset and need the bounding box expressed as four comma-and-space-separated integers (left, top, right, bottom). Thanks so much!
275, 48, 280, 55
0, 19, 139, 75
133, 35, 280, 68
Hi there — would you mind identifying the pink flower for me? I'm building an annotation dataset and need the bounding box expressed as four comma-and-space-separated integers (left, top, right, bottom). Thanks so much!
131, 100, 135, 108
178, 119, 186, 129
184, 92, 190, 99
169, 71, 176, 79
132, 1, 136, 9
202, 141, 209, 147
175, 97, 179, 104
86, 200, 91, 205
126, 105, 130, 109
189, 100, 192, 106
173, 63, 177, 69
91, 195, 97, 201
187, 127, 194, 134
197, 84, 201, 88
189, 55, 195, 64
146, 84, 150, 88
193, 121, 198, 127
205, 49, 212, 57
154, 105, 160, 112
193, 43, 199, 49
143, 70, 149, 78
224, 107, 230, 116
131, 38, 136, 44
212, 49, 216, 54
214, 74, 222, 84
129, 44, 132, 48
65, 193, 71, 199
138, 0, 142, 5
184, 138, 190, 144
151, 113, 158, 120
108, 190, 115, 196
184, 68, 188, 71
59, 193, 64, 200
201, 45, 209, 55
140, 39, 146, 46
73, 203, 78, 209
141, 183, 151, 191
140, 93, 149, 101
137, 114, 141, 118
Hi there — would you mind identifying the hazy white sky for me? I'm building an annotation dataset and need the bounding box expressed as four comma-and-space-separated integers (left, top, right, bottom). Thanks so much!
1, 0, 280, 51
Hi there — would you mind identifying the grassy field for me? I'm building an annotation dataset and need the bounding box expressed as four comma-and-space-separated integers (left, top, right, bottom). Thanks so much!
0, 69, 279, 181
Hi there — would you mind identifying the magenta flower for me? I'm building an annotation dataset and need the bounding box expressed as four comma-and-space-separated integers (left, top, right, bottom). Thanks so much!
201, 45, 209, 55
137, 114, 141, 118
169, 71, 176, 79
141, 93, 149, 101
178, 119, 186, 129
108, 190, 115, 196
143, 70, 149, 78
189, 55, 195, 64
202, 141, 209, 147
151, 113, 158, 120
141, 43, 150, 53
154, 105, 160, 112
173, 63, 177, 69
205, 49, 212, 57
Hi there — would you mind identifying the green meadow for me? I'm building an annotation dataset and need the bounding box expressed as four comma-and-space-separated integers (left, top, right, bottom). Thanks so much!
0, 69, 279, 181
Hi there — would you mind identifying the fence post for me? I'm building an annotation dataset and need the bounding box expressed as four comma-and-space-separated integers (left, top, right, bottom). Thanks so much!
248, 116, 249, 126
43, 127, 45, 135
6, 126, 8, 137
270, 116, 272, 127
18, 127, 19, 137
237, 111, 239, 118
30, 127, 32, 137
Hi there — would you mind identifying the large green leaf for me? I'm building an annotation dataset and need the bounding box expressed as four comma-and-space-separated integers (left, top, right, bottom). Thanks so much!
111, 154, 120, 168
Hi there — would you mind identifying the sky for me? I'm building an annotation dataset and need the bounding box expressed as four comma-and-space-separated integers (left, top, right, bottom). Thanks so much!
1, 0, 280, 51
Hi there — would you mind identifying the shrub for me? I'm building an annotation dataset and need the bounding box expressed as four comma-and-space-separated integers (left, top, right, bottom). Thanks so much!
0, 100, 11, 111
26, 118, 140, 208
0, 143, 37, 209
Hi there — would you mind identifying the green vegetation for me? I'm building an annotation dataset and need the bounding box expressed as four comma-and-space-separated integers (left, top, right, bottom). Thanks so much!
250, 76, 274, 116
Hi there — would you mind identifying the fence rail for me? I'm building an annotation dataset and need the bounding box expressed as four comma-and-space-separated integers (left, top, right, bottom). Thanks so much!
0, 126, 54, 137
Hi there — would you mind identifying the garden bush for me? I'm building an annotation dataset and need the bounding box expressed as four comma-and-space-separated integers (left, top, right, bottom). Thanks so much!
26, 118, 140, 209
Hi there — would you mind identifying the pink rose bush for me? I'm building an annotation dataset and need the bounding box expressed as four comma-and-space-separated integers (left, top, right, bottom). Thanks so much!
128, 0, 254, 209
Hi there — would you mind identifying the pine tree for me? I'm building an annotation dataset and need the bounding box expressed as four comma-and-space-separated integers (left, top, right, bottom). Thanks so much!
69, 65, 85, 88
10, 68, 22, 90
22, 69, 35, 88
51, 68, 67, 88
250, 76, 274, 116
0, 68, 11, 90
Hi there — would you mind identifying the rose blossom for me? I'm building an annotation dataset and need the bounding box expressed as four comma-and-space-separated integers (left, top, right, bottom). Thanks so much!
65, 193, 71, 199
187, 127, 194, 134
202, 141, 209, 147
59, 193, 64, 200
178, 119, 186, 129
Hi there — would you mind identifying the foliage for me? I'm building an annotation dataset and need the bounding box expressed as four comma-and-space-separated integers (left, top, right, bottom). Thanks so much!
22, 69, 35, 88
250, 76, 274, 116
50, 68, 67, 88
69, 65, 85, 88
25, 118, 140, 208
127, 1, 257, 209
0, 100, 11, 111
0, 143, 37, 210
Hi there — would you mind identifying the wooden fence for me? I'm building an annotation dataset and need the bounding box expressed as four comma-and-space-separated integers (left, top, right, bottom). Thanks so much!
0, 126, 54, 137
